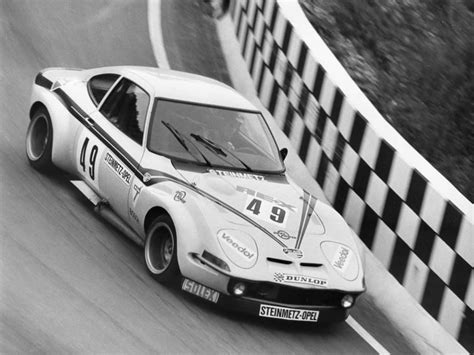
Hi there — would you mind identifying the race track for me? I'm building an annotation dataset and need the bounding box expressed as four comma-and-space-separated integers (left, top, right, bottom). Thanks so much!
0, 0, 414, 353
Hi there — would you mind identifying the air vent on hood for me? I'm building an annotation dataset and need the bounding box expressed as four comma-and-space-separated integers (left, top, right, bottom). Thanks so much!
267, 257, 292, 265
300, 262, 323, 268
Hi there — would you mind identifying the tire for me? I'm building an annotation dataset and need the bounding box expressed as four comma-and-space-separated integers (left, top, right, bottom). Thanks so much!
25, 107, 54, 172
144, 215, 180, 284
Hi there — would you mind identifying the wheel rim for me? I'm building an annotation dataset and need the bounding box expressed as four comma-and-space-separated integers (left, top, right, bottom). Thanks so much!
27, 115, 49, 161
145, 222, 174, 274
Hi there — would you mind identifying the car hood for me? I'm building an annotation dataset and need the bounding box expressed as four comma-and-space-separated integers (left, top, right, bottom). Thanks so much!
177, 167, 324, 238
169, 165, 363, 289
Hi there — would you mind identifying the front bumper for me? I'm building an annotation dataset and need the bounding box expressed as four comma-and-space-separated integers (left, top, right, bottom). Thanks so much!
218, 294, 349, 322
181, 277, 356, 323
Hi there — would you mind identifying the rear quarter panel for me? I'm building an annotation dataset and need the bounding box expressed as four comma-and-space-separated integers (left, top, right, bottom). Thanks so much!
30, 84, 82, 174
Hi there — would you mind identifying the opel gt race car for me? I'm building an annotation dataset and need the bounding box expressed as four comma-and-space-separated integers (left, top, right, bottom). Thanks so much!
26, 66, 365, 323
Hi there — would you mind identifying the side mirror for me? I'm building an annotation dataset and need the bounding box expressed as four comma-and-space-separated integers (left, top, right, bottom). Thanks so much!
279, 148, 288, 161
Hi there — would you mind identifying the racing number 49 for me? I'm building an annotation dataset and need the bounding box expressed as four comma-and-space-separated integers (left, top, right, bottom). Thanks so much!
80, 137, 98, 180
246, 198, 286, 224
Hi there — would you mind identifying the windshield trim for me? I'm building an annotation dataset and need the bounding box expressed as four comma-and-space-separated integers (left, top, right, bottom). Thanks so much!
146, 98, 286, 174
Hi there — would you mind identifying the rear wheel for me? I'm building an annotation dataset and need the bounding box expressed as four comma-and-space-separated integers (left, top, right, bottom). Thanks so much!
26, 107, 54, 172
144, 215, 180, 284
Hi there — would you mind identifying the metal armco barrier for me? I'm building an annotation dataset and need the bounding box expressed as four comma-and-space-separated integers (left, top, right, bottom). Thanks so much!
228, 0, 473, 349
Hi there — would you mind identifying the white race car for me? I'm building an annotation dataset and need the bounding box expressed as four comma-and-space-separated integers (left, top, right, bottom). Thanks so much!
26, 66, 365, 323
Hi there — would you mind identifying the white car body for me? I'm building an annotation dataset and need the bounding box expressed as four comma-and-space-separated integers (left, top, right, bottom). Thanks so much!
27, 66, 365, 323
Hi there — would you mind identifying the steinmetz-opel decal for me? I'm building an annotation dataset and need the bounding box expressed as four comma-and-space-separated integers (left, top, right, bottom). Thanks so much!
104, 152, 131, 185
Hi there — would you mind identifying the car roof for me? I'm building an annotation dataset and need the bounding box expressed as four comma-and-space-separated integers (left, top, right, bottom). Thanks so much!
98, 66, 258, 111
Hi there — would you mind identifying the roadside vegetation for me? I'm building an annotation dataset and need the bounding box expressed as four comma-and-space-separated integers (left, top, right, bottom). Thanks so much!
300, 0, 473, 201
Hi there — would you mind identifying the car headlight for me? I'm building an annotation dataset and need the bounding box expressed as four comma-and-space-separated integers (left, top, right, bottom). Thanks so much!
341, 294, 354, 308
320, 241, 359, 281
217, 229, 258, 269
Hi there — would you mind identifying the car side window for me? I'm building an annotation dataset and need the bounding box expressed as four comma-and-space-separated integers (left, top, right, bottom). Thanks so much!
88, 74, 120, 106
100, 78, 150, 145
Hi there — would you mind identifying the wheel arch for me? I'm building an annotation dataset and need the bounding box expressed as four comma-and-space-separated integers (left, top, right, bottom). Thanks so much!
29, 101, 48, 120
144, 206, 171, 233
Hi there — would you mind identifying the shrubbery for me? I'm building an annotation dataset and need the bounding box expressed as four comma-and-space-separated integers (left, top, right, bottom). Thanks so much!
300, 0, 473, 201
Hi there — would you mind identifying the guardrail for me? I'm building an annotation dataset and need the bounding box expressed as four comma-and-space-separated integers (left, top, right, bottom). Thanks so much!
228, 0, 472, 348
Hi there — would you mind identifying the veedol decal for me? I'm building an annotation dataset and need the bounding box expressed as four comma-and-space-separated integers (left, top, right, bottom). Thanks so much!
174, 190, 186, 203
274, 230, 295, 240
273, 273, 327, 287
104, 152, 131, 185
236, 186, 296, 212
259, 305, 319, 322
219, 231, 256, 261
182, 278, 219, 303
332, 245, 352, 273
283, 248, 304, 259
209, 169, 264, 181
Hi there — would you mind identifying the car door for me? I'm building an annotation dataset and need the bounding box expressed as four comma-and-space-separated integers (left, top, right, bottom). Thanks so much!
88, 75, 152, 222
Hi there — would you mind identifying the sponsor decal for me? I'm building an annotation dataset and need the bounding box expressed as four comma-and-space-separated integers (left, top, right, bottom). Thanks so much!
274, 230, 295, 240
133, 184, 142, 202
131, 180, 144, 207
174, 190, 186, 203
104, 152, 131, 185
219, 232, 256, 261
283, 248, 304, 259
143, 172, 152, 183
129, 208, 139, 223
182, 278, 220, 303
273, 273, 328, 287
259, 305, 319, 322
236, 186, 296, 212
332, 245, 352, 273
209, 169, 264, 181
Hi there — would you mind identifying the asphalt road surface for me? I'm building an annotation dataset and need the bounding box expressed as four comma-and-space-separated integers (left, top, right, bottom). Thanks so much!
0, 0, 414, 353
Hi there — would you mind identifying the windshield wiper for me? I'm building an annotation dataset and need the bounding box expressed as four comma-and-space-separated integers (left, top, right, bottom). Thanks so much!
190, 133, 252, 171
161, 121, 211, 166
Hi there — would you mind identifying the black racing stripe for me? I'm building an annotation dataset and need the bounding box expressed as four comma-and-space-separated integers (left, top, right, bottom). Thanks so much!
93, 124, 142, 175
145, 170, 287, 248
295, 190, 310, 249
296, 194, 317, 249
35, 72, 53, 89
48, 87, 145, 181
48, 81, 288, 249
55, 88, 89, 125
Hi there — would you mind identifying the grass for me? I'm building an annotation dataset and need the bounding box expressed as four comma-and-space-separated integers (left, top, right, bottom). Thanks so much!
299, 0, 473, 202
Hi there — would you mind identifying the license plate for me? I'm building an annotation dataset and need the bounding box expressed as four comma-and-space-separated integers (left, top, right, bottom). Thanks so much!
182, 278, 220, 303
259, 304, 319, 322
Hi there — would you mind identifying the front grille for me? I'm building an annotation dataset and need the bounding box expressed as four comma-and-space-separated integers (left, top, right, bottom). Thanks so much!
228, 279, 348, 306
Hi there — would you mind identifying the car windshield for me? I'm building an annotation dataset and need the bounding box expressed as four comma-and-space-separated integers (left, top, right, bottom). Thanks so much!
147, 99, 284, 173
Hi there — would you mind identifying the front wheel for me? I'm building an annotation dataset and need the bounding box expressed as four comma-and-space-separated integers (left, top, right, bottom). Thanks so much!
25, 107, 54, 172
144, 215, 180, 284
